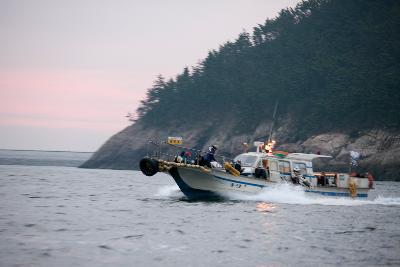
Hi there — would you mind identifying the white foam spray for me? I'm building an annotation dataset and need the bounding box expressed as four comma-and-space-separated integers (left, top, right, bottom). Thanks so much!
156, 183, 400, 206
225, 183, 400, 206
155, 185, 182, 198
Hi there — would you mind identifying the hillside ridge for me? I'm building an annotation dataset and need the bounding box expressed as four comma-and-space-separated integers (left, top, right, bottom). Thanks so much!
81, 0, 400, 180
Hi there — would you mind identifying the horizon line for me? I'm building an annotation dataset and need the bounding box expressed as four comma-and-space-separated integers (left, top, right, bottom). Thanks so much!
0, 148, 94, 153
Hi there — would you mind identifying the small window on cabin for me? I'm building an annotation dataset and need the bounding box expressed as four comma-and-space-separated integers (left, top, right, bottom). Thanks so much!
279, 161, 290, 173
269, 161, 278, 171
234, 155, 258, 167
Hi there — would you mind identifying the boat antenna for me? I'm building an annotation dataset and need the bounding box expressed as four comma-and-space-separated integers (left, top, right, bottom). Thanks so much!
267, 99, 279, 144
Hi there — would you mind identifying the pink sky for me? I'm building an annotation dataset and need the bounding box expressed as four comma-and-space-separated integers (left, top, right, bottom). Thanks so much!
0, 69, 141, 129
0, 69, 143, 151
0, 0, 301, 151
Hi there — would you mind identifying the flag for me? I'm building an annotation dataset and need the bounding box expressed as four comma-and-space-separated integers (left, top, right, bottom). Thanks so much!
273, 150, 289, 158
350, 151, 360, 166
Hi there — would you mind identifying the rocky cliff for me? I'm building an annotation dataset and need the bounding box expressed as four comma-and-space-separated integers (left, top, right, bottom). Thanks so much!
81, 120, 400, 181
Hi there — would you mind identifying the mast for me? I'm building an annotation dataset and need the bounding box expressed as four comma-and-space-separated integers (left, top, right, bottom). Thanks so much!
267, 100, 279, 144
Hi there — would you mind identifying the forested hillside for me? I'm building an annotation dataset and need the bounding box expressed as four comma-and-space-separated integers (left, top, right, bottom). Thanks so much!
82, 0, 400, 180
136, 0, 400, 140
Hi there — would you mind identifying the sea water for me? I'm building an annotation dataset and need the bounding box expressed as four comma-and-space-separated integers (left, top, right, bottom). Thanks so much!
0, 152, 399, 266
0, 149, 92, 167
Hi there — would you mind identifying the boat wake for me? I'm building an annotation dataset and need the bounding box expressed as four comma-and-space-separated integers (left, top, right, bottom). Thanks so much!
156, 184, 400, 206
226, 184, 400, 206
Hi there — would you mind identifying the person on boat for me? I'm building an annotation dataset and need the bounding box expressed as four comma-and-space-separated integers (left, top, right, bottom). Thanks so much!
180, 150, 193, 164
291, 167, 301, 184
318, 171, 326, 186
201, 145, 218, 168
234, 160, 243, 173
292, 167, 311, 187
366, 172, 374, 189
242, 143, 249, 153
175, 150, 191, 163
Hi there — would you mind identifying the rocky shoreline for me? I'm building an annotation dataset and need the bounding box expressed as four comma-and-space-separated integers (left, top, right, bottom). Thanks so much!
81, 122, 400, 181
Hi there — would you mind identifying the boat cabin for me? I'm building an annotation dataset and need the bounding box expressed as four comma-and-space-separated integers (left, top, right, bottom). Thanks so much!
233, 152, 331, 185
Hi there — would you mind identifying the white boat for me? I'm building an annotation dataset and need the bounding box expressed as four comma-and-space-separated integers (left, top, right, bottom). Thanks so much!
139, 141, 373, 199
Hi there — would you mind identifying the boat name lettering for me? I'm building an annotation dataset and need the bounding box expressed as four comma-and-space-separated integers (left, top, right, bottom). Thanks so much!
231, 183, 242, 188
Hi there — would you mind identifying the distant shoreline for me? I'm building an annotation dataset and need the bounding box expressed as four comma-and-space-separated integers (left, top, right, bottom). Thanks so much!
0, 149, 94, 154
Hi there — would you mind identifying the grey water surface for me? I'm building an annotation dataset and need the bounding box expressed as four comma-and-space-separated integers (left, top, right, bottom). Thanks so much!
0, 149, 92, 167
0, 153, 399, 266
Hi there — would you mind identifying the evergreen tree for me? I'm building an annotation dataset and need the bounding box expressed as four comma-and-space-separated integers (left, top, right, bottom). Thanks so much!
135, 0, 400, 138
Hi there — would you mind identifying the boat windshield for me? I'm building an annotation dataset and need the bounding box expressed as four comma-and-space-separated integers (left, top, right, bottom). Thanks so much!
234, 154, 258, 167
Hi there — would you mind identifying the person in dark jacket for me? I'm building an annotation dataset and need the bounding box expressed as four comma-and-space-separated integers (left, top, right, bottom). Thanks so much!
201, 145, 217, 168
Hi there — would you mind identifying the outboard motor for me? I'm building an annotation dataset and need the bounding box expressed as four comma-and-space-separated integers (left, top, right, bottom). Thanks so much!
139, 158, 159, 176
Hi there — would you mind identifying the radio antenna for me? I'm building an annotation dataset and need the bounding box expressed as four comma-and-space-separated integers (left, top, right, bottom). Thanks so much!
267, 100, 279, 144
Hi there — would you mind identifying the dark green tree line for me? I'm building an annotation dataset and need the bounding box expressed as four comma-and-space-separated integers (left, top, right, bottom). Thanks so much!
135, 0, 400, 139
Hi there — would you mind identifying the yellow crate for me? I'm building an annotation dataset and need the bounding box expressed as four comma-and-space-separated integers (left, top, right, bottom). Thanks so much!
167, 137, 183, 145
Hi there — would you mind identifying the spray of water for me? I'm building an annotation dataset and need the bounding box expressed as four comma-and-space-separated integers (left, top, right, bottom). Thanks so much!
156, 183, 400, 206
155, 185, 182, 198
226, 183, 400, 206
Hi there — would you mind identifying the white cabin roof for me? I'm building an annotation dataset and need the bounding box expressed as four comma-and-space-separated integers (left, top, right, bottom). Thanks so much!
285, 153, 331, 161
234, 152, 331, 162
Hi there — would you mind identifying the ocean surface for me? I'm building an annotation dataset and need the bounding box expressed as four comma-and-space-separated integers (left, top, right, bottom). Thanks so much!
0, 149, 93, 167
0, 151, 399, 266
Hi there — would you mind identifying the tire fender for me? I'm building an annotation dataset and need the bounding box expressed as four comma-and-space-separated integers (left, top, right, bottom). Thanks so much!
139, 158, 159, 176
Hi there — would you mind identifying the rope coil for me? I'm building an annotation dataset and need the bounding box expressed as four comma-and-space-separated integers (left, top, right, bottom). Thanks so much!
157, 160, 211, 173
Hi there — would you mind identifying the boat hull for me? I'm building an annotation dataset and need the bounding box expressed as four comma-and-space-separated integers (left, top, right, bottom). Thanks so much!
168, 166, 268, 199
169, 167, 220, 199
168, 166, 369, 199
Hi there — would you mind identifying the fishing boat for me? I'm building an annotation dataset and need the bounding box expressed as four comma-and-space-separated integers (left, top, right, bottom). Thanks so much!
139, 139, 373, 199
